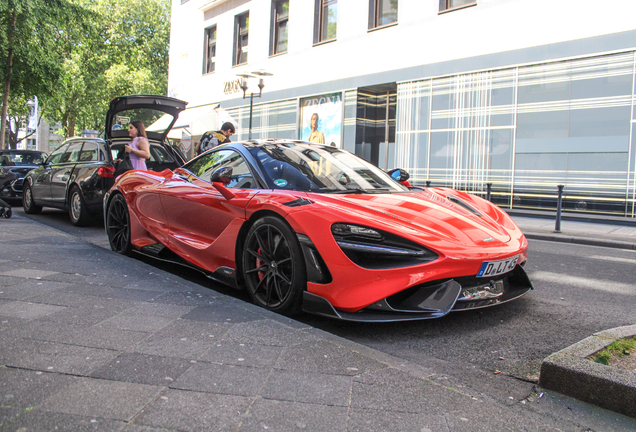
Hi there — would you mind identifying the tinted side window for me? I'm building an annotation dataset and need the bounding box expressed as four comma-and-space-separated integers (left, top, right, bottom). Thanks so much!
185, 149, 254, 188
47, 144, 70, 164
149, 146, 174, 163
78, 141, 103, 162
60, 142, 83, 163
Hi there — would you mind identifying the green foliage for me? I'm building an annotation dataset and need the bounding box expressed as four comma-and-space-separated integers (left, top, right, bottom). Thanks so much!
0, 0, 92, 147
45, 0, 171, 137
591, 336, 635, 366
0, 0, 170, 142
0, 0, 87, 96
595, 352, 611, 366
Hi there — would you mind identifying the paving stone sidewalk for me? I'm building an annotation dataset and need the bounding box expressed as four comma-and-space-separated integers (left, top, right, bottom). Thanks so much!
1, 215, 635, 431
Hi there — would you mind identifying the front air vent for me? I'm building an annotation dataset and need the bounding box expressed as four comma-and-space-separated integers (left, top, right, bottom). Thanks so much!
447, 195, 481, 217
283, 197, 314, 207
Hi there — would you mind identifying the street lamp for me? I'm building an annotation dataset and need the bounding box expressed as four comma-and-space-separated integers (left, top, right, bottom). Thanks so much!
236, 70, 273, 140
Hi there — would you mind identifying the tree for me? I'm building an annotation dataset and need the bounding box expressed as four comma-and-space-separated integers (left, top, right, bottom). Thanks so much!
48, 0, 171, 137
0, 0, 91, 149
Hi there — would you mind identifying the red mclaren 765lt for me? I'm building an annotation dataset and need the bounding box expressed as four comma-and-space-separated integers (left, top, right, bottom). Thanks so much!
104, 142, 533, 322
104, 95, 532, 322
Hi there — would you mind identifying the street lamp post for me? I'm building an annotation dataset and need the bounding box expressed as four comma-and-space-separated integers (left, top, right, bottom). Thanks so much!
236, 70, 273, 140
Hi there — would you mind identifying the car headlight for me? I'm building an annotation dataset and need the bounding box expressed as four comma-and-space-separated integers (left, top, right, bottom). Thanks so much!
331, 223, 383, 240
331, 223, 439, 269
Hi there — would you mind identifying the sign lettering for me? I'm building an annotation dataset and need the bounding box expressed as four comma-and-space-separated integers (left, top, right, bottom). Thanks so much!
224, 79, 242, 95
302, 94, 342, 106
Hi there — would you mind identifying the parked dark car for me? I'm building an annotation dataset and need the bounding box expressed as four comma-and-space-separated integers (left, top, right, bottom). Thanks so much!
22, 95, 187, 226
0, 150, 48, 202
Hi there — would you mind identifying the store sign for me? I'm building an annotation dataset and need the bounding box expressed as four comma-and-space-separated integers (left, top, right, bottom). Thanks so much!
299, 92, 343, 148
224, 79, 242, 95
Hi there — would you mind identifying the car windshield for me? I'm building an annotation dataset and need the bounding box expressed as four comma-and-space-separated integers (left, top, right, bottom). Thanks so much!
248, 143, 408, 193
0, 151, 46, 166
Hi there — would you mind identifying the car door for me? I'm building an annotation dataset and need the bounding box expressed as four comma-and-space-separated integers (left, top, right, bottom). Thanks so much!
50, 141, 83, 204
157, 149, 258, 270
31, 143, 69, 203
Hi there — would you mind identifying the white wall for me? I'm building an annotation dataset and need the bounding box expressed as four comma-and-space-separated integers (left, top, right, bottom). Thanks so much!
168, 0, 636, 107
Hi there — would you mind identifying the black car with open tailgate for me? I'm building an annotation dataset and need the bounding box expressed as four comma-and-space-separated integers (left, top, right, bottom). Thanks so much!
22, 95, 187, 225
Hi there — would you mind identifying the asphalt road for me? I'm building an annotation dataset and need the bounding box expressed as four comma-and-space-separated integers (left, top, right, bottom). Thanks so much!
10, 206, 636, 405
303, 239, 636, 376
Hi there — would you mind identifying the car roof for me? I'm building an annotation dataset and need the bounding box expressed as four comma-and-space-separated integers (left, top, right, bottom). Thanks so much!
0, 149, 47, 153
230, 139, 334, 149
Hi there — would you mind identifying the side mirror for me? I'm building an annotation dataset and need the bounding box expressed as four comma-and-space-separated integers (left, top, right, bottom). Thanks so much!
388, 168, 410, 182
211, 166, 235, 200
211, 166, 233, 185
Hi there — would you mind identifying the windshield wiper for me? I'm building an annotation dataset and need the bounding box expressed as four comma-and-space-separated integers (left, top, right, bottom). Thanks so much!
318, 187, 367, 194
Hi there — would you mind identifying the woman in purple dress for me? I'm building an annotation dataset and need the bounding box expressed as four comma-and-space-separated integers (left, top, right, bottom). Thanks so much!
125, 121, 150, 170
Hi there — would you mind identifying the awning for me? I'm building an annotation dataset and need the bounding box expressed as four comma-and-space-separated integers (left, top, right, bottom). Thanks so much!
147, 103, 233, 139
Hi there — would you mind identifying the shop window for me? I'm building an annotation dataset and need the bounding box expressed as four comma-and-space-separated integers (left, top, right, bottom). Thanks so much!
271, 1, 289, 55
439, 0, 475, 13
203, 25, 216, 74
234, 12, 249, 66
314, 0, 337, 44
369, 0, 397, 29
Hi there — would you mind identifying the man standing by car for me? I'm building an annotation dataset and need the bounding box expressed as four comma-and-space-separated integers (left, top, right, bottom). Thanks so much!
196, 122, 236, 155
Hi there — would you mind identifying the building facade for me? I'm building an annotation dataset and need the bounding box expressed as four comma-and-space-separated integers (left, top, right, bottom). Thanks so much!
16, 98, 64, 153
168, 0, 636, 217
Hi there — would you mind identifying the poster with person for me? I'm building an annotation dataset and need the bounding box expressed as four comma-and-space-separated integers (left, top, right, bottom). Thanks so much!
299, 92, 343, 148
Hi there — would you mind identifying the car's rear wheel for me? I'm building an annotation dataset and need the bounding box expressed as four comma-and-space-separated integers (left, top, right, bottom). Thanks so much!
242, 216, 306, 315
106, 194, 132, 256
69, 186, 90, 226
22, 183, 42, 214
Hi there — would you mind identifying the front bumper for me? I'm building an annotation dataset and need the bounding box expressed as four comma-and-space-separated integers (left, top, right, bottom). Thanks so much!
0, 179, 23, 199
302, 265, 533, 322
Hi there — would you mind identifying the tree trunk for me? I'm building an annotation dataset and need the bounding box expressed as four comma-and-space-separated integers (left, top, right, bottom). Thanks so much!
68, 117, 75, 138
0, 11, 17, 150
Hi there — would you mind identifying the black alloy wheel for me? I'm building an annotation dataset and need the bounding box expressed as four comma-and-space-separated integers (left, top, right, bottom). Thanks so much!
106, 194, 132, 256
242, 216, 306, 315
69, 186, 90, 226
22, 183, 42, 214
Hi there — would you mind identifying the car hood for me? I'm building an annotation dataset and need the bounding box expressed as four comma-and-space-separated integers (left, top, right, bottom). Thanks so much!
311, 189, 512, 246
1, 166, 37, 176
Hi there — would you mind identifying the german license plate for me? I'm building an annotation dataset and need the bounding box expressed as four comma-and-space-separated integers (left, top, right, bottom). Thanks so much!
477, 255, 519, 278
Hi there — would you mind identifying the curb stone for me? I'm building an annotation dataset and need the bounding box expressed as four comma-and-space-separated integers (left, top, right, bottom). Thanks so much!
539, 324, 636, 418
523, 232, 636, 251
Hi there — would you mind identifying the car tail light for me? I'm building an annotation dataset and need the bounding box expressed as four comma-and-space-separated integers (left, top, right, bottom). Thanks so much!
98, 166, 116, 177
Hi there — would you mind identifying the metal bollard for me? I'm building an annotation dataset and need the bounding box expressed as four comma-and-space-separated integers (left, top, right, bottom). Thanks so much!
426, 180, 431, 187
554, 185, 564, 233
486, 183, 492, 202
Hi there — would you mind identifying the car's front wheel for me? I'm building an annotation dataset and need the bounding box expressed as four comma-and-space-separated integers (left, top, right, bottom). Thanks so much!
69, 186, 90, 226
106, 194, 132, 256
242, 216, 306, 315
22, 183, 42, 214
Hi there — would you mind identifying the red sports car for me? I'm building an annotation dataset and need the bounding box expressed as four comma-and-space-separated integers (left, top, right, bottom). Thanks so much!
105, 135, 533, 321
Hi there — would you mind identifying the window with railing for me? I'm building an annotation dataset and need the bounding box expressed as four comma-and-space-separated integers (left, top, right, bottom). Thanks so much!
439, 0, 475, 13
369, 0, 397, 29
271, 0, 289, 55
234, 12, 249, 66
203, 25, 216, 74
315, 0, 337, 44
